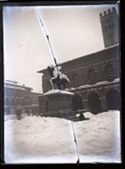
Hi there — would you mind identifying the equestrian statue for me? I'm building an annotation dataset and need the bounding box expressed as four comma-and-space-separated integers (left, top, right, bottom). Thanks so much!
47, 65, 70, 90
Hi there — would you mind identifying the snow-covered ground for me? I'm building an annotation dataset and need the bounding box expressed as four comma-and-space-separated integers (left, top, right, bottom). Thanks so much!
4, 110, 121, 164
74, 111, 121, 163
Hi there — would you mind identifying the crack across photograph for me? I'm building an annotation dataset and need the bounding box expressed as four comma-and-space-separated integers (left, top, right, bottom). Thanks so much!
3, 4, 121, 164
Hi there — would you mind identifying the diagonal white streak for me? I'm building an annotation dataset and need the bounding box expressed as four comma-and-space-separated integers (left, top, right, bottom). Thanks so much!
71, 120, 80, 163
35, 8, 79, 162
62, 94, 80, 163
34, 7, 58, 67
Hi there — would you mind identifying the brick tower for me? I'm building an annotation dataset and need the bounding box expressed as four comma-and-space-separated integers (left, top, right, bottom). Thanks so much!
100, 7, 119, 48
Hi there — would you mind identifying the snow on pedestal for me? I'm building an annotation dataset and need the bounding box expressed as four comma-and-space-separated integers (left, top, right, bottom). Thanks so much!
43, 89, 74, 96
39, 89, 74, 118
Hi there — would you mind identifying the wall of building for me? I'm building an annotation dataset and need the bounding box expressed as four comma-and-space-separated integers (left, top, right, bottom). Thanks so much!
38, 7, 121, 115
71, 80, 120, 113
4, 82, 42, 116
41, 45, 120, 91
39, 44, 120, 114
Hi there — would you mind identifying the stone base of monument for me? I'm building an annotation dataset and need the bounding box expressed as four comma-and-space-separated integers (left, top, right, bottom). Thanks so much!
39, 89, 75, 119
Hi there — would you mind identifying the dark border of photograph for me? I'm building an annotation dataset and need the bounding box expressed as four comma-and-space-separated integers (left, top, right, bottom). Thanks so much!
0, 0, 123, 168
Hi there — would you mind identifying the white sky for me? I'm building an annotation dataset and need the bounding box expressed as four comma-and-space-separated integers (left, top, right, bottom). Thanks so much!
3, 4, 118, 92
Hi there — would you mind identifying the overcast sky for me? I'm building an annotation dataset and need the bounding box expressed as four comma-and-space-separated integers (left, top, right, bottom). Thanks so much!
3, 4, 118, 92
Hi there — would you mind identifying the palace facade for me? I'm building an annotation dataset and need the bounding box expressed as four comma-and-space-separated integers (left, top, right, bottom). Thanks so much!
4, 80, 41, 116
38, 7, 121, 114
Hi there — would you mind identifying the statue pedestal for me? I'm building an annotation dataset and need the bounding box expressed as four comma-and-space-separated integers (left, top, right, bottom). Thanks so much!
39, 89, 75, 118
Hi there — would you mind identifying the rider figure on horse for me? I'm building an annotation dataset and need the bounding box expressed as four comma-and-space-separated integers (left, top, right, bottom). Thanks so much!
47, 65, 70, 90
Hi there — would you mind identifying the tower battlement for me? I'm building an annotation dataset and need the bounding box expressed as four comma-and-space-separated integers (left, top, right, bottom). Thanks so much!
100, 6, 119, 48
100, 7, 117, 18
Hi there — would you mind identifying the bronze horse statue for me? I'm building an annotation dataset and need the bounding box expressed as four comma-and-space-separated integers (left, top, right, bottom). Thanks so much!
47, 65, 70, 90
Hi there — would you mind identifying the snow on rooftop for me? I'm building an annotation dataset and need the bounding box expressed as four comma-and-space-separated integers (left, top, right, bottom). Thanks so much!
77, 84, 91, 89
60, 44, 119, 66
95, 81, 109, 85
96, 79, 120, 85
4, 83, 26, 91
43, 89, 74, 96
113, 78, 120, 82
68, 79, 120, 91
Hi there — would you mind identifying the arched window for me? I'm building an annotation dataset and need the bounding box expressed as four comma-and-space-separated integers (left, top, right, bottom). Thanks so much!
106, 89, 120, 110
87, 68, 96, 84
71, 73, 79, 87
72, 93, 84, 111
104, 63, 115, 81
88, 92, 101, 114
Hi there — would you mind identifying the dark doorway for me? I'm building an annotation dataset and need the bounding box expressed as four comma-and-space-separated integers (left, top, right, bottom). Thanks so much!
72, 94, 84, 111
106, 89, 120, 110
88, 92, 101, 114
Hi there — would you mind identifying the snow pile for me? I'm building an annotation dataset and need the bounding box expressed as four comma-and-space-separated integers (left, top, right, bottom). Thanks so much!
74, 111, 121, 163
4, 111, 121, 163
5, 116, 77, 163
